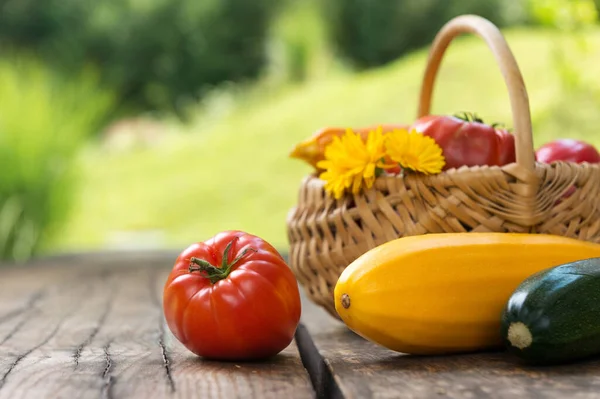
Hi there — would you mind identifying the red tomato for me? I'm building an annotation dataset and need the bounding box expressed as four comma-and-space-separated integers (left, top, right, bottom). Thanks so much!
410, 113, 516, 170
163, 230, 301, 361
535, 139, 600, 164
535, 139, 600, 205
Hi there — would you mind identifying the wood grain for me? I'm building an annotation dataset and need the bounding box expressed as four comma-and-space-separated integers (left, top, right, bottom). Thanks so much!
14, 250, 600, 399
297, 289, 600, 399
0, 253, 314, 399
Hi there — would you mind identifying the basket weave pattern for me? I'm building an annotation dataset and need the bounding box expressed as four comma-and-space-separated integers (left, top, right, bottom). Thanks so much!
286, 15, 600, 318
288, 164, 600, 317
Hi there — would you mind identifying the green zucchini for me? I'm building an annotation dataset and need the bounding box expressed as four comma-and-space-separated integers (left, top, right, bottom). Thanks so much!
500, 257, 600, 364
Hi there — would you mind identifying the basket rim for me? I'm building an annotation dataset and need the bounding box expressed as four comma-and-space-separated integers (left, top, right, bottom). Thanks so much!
300, 159, 600, 182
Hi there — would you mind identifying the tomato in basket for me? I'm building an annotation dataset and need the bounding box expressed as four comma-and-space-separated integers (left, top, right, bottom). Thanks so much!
162, 230, 302, 361
535, 139, 600, 164
411, 112, 516, 170
535, 139, 600, 205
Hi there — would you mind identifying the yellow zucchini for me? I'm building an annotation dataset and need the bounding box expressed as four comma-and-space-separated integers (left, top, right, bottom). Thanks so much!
334, 232, 600, 355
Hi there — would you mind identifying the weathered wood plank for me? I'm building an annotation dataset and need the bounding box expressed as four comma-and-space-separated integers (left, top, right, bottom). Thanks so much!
0, 254, 314, 399
298, 289, 600, 399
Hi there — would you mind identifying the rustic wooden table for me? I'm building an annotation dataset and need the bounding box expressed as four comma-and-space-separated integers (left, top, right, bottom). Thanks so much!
2, 251, 600, 399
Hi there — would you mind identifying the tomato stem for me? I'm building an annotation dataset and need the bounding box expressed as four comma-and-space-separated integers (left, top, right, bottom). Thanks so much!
453, 111, 510, 131
188, 240, 257, 284
453, 111, 484, 124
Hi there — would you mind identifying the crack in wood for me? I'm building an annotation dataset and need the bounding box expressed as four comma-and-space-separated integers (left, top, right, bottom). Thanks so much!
101, 344, 115, 399
0, 308, 39, 346
148, 268, 177, 393
0, 280, 92, 392
0, 317, 62, 390
158, 333, 176, 393
0, 289, 45, 326
73, 288, 116, 368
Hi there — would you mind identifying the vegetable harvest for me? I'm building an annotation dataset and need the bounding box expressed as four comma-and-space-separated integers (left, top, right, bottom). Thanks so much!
163, 230, 301, 361
286, 110, 600, 366
334, 232, 600, 355
290, 112, 518, 174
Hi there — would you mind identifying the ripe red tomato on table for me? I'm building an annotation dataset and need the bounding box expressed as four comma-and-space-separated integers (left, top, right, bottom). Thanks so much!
535, 139, 600, 164
162, 230, 302, 361
411, 113, 516, 170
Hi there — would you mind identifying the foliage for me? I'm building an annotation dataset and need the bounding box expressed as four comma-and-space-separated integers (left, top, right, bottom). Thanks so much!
526, 0, 600, 142
526, 0, 598, 27
51, 28, 600, 254
0, 55, 114, 262
267, 0, 337, 83
0, 0, 280, 115
319, 0, 523, 69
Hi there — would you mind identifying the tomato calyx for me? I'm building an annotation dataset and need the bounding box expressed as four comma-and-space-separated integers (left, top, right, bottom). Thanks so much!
188, 240, 257, 284
453, 111, 508, 130
454, 111, 513, 135
453, 111, 484, 124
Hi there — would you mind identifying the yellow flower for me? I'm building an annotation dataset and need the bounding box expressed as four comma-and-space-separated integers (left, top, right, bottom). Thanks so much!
385, 128, 445, 174
317, 127, 394, 199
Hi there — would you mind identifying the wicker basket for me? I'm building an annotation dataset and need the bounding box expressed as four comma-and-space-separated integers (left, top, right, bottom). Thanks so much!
286, 14, 600, 318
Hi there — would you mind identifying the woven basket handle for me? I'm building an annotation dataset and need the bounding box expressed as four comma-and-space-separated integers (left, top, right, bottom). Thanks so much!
417, 14, 535, 172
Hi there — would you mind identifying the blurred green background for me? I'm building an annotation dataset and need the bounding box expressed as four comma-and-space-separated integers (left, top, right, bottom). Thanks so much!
1, 0, 600, 261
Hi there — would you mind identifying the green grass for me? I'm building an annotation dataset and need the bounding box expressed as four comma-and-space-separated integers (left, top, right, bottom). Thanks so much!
0, 55, 114, 261
48, 27, 600, 254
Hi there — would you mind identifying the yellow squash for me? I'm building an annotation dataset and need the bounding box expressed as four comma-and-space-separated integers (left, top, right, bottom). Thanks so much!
334, 232, 600, 355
